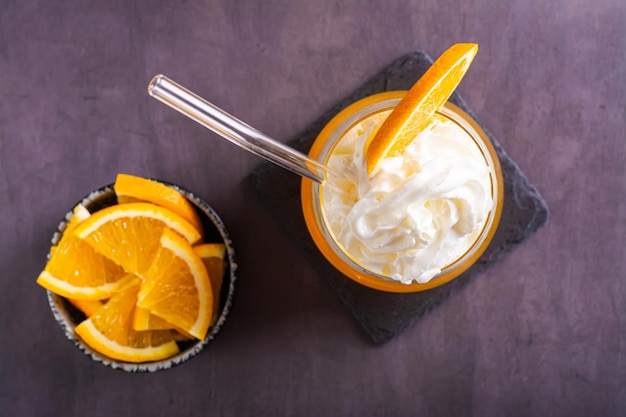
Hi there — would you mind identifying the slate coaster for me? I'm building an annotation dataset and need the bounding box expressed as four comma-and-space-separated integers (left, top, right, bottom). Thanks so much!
248, 51, 549, 344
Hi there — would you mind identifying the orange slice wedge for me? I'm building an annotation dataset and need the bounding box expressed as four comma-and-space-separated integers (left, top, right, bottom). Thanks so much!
68, 299, 104, 317
68, 270, 142, 318
132, 306, 194, 342
133, 305, 174, 331
73, 202, 202, 277
114, 173, 204, 237
137, 228, 213, 340
194, 243, 226, 324
50, 204, 90, 253
36, 235, 131, 300
75, 282, 180, 363
132, 305, 158, 330
38, 205, 131, 300
366, 43, 478, 175
63, 204, 91, 235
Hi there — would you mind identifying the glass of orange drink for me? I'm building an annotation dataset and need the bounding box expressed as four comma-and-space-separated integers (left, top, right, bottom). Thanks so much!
301, 44, 503, 293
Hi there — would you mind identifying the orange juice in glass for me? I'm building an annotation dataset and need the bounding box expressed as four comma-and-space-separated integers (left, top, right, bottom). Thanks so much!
301, 91, 503, 293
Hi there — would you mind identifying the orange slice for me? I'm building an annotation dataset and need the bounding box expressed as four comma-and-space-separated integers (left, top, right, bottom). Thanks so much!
133, 305, 174, 330
133, 305, 156, 330
73, 202, 202, 277
68, 299, 104, 317
41, 204, 123, 305
75, 282, 180, 363
50, 204, 90, 252
114, 173, 204, 237
132, 306, 194, 342
194, 243, 226, 324
366, 43, 478, 175
37, 235, 131, 300
131, 306, 194, 342
137, 228, 213, 340
68, 274, 140, 312
64, 204, 91, 235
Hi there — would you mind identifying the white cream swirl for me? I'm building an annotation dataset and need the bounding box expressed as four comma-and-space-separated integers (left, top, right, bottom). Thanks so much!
322, 111, 493, 284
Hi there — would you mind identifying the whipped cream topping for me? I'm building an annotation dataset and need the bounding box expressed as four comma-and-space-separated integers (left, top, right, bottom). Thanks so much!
321, 111, 493, 284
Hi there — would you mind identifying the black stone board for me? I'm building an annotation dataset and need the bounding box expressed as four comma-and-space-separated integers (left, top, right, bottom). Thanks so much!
248, 51, 549, 344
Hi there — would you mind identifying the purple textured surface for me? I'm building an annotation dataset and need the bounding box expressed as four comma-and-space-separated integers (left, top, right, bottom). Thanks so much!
1, 1, 624, 416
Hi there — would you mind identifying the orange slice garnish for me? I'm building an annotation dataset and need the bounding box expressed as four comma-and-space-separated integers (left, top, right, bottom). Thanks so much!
366, 43, 478, 175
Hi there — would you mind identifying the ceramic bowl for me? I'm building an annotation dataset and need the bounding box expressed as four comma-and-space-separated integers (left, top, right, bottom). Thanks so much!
45, 182, 237, 372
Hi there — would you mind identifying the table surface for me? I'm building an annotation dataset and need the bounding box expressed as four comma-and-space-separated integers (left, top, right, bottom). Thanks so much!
1, 1, 624, 416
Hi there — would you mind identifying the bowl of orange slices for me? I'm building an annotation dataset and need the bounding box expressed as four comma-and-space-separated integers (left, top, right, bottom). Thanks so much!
36, 173, 237, 372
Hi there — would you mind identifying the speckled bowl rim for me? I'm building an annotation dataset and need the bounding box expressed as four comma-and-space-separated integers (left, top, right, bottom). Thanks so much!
45, 182, 238, 372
